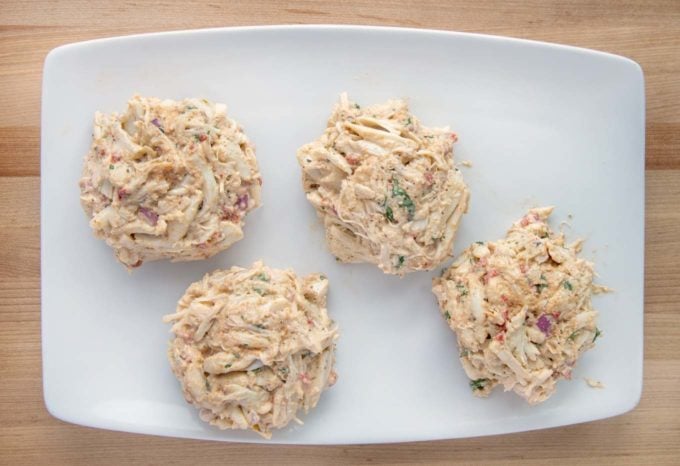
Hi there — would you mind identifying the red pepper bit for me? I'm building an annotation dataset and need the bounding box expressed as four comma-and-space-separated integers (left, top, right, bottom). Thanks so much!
494, 333, 505, 342
424, 171, 434, 185
221, 207, 240, 222
483, 269, 499, 284
130, 259, 143, 268
198, 134, 208, 142
299, 373, 311, 384
345, 154, 360, 165
552, 312, 561, 320
117, 188, 129, 200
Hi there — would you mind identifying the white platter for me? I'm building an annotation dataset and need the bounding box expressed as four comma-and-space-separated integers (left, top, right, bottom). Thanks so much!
41, 25, 645, 444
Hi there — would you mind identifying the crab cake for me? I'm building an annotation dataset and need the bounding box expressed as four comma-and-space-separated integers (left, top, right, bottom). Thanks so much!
79, 95, 261, 268
163, 262, 339, 438
432, 207, 606, 404
297, 93, 469, 275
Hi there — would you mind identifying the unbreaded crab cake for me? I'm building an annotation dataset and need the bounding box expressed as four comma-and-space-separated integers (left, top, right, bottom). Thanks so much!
79, 95, 261, 268
432, 207, 607, 404
163, 262, 339, 438
297, 93, 469, 275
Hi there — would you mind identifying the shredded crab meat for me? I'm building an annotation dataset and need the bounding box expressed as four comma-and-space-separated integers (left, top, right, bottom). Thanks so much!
296, 93, 469, 275
432, 207, 606, 405
163, 262, 339, 439
79, 95, 262, 268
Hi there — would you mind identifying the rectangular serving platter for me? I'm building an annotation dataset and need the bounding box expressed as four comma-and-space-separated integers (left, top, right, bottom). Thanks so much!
41, 25, 645, 444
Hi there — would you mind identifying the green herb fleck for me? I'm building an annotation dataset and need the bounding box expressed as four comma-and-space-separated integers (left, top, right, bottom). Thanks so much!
385, 205, 396, 223
397, 256, 405, 268
593, 327, 603, 343
254, 323, 266, 330
353, 103, 361, 109
405, 117, 412, 126
224, 363, 232, 369
252, 367, 263, 373
469, 378, 489, 391
444, 311, 451, 320
255, 272, 269, 282
535, 274, 549, 293
562, 280, 573, 291
253, 287, 265, 296
475, 241, 484, 245
456, 283, 469, 296
391, 177, 416, 220
567, 330, 580, 341
109, 164, 114, 170
459, 348, 470, 357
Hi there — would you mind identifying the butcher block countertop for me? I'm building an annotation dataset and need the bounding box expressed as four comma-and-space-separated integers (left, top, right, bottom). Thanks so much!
1, 1, 678, 464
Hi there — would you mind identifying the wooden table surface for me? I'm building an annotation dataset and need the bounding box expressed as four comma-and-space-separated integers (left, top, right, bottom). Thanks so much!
1, 1, 678, 464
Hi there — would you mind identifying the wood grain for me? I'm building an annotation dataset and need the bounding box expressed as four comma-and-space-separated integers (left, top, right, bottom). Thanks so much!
0, 1, 678, 464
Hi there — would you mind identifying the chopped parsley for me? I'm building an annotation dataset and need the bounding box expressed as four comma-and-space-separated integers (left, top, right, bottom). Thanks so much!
224, 363, 232, 369
562, 280, 573, 291
405, 117, 412, 125
254, 323, 266, 330
475, 241, 485, 245
255, 272, 269, 282
459, 348, 470, 357
444, 311, 451, 320
109, 164, 114, 170
251, 367, 263, 373
391, 177, 415, 220
469, 378, 489, 391
593, 327, 603, 343
535, 274, 549, 293
353, 103, 361, 109
456, 283, 469, 296
397, 255, 405, 268
384, 205, 396, 223
567, 330, 580, 341
253, 287, 265, 296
